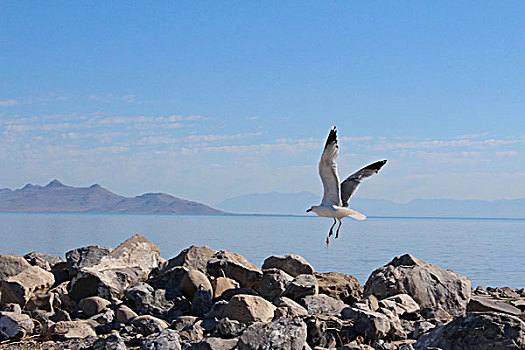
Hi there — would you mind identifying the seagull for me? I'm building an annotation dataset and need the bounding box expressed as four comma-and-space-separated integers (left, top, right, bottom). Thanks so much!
306, 126, 387, 244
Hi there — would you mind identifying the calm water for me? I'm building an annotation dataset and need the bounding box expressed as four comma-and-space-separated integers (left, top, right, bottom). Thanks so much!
0, 213, 523, 288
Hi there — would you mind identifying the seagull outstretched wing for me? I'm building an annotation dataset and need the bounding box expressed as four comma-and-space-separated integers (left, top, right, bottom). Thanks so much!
340, 160, 387, 207
319, 126, 342, 206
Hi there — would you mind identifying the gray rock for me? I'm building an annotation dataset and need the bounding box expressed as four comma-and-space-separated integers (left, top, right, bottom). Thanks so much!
282, 274, 318, 302
303, 294, 347, 315
90, 308, 115, 325
364, 254, 471, 317
66, 245, 113, 277
125, 282, 189, 321
420, 306, 453, 325
204, 300, 229, 319
211, 277, 240, 299
254, 268, 293, 301
181, 269, 213, 301
116, 304, 138, 323
69, 234, 161, 301
93, 333, 127, 350
47, 320, 97, 339
378, 294, 420, 316
188, 337, 238, 350
217, 317, 245, 338
415, 312, 525, 349
79, 296, 112, 317
141, 329, 182, 350
314, 271, 362, 305
163, 245, 217, 274
467, 296, 522, 316
412, 320, 435, 339
131, 315, 169, 336
0, 313, 34, 339
171, 315, 198, 331
341, 308, 391, 340
0, 303, 22, 315
24, 252, 64, 271
0, 254, 32, 280
147, 266, 189, 299
25, 290, 54, 312
219, 288, 259, 301
262, 254, 314, 277
207, 250, 263, 288
0, 265, 55, 306
192, 285, 213, 316
273, 296, 308, 317
225, 294, 276, 323
238, 318, 308, 350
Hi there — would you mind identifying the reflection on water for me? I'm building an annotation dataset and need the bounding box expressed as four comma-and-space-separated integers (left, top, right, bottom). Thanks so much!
0, 213, 523, 288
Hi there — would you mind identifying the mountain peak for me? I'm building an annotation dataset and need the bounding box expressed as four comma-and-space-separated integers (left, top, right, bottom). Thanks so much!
46, 179, 65, 188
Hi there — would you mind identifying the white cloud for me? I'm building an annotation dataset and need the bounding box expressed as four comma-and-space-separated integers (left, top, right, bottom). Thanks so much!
0, 99, 19, 107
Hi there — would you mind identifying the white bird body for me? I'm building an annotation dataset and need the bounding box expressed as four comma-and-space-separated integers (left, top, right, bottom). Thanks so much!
307, 126, 386, 242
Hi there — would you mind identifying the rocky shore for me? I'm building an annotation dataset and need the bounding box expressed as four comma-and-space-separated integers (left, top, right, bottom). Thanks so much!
0, 234, 524, 349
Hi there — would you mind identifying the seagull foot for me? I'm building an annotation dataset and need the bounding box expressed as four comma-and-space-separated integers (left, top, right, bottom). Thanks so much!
326, 236, 330, 246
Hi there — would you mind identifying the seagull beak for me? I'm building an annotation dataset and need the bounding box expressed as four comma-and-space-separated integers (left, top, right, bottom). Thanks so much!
306, 208, 312, 213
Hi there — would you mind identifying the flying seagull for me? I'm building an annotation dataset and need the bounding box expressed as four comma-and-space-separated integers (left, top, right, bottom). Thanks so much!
306, 126, 387, 244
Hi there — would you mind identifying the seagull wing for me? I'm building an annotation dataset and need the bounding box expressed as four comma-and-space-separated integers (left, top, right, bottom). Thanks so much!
319, 127, 342, 206
341, 160, 387, 207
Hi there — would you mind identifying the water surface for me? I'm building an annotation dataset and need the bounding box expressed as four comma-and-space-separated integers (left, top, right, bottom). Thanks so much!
0, 213, 523, 288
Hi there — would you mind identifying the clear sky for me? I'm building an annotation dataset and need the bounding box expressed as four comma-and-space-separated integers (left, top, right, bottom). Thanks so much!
1, 2, 524, 204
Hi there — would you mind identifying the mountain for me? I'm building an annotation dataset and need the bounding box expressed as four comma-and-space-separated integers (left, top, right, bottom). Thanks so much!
0, 180, 224, 215
215, 192, 525, 219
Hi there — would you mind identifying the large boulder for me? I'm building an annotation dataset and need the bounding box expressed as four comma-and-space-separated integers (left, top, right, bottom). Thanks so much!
47, 320, 97, 340
467, 296, 522, 316
0, 254, 32, 280
207, 251, 262, 288
341, 307, 391, 340
132, 315, 169, 336
69, 234, 161, 300
302, 294, 347, 315
282, 274, 318, 302
141, 329, 182, 350
253, 268, 293, 301
262, 254, 314, 277
414, 312, 525, 349
180, 269, 213, 301
163, 245, 217, 274
78, 296, 112, 317
0, 313, 34, 339
378, 294, 420, 316
211, 277, 239, 299
24, 252, 64, 271
124, 282, 189, 321
238, 318, 308, 350
364, 254, 471, 317
0, 266, 55, 306
225, 295, 276, 323
273, 296, 308, 318
314, 272, 362, 304
65, 245, 113, 277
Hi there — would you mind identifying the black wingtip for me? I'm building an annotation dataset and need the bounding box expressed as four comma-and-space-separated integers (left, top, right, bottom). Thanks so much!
365, 159, 387, 172
324, 126, 337, 148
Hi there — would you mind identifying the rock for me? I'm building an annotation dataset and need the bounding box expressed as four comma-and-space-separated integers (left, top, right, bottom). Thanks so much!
225, 294, 276, 323
0, 303, 22, 315
273, 296, 308, 317
364, 294, 379, 312
219, 288, 259, 301
207, 251, 263, 288
262, 254, 314, 277
420, 306, 453, 325
364, 254, 471, 317
211, 277, 240, 299
378, 294, 420, 316
192, 285, 213, 316
204, 300, 228, 319
141, 329, 182, 350
467, 296, 522, 316
25, 290, 54, 312
181, 269, 213, 300
48, 320, 97, 339
131, 315, 169, 336
314, 272, 362, 305
90, 308, 115, 325
116, 304, 138, 323
171, 315, 199, 331
303, 294, 347, 315
283, 274, 318, 302
69, 234, 161, 300
24, 252, 64, 271
238, 318, 308, 350
124, 282, 189, 321
412, 320, 435, 339
0, 313, 34, 339
0, 254, 32, 280
217, 317, 245, 338
163, 245, 217, 274
0, 265, 55, 306
148, 266, 189, 298
93, 333, 127, 350
415, 312, 525, 349
379, 308, 407, 340
341, 308, 391, 340
51, 261, 70, 285
66, 245, 113, 276
188, 337, 238, 350
254, 268, 293, 301
79, 296, 112, 317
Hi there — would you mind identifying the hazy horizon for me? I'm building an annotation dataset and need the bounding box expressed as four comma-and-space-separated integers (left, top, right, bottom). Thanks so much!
1, 3, 524, 204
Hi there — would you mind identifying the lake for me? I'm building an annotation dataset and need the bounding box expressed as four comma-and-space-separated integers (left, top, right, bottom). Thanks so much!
0, 213, 523, 288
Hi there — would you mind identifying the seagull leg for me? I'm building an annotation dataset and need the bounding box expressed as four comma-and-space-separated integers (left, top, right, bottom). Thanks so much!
328, 218, 337, 237
335, 219, 342, 239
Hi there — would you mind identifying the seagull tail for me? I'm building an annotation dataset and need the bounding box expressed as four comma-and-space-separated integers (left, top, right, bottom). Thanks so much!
347, 209, 367, 221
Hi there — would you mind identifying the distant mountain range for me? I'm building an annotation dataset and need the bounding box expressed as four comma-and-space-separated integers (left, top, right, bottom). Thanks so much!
0, 180, 224, 215
215, 192, 525, 219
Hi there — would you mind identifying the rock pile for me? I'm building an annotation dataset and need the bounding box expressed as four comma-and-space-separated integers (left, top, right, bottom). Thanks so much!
0, 234, 524, 349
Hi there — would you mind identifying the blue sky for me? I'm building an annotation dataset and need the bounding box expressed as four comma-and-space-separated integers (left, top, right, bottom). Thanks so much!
1, 2, 524, 204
